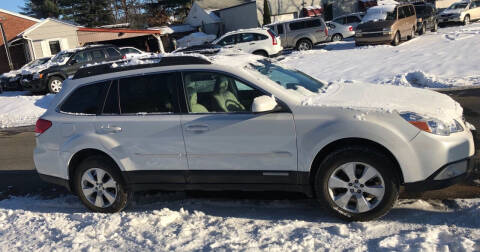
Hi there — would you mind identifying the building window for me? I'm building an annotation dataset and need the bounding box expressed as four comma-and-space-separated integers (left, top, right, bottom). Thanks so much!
49, 40, 61, 55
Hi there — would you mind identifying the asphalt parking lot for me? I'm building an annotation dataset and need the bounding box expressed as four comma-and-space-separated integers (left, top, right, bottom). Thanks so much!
0, 88, 479, 199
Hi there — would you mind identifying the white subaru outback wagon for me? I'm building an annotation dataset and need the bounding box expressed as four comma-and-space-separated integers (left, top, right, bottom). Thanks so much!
34, 54, 475, 221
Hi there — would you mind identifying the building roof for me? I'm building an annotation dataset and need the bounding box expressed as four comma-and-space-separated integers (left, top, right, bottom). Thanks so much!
78, 27, 162, 34
193, 0, 254, 10
19, 18, 79, 37
0, 8, 41, 23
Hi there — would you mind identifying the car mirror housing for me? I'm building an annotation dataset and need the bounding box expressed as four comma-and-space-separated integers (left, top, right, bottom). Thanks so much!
251, 95, 278, 113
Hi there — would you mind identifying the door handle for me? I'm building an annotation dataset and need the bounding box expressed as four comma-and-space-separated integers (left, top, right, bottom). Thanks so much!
96, 125, 122, 134
185, 124, 209, 132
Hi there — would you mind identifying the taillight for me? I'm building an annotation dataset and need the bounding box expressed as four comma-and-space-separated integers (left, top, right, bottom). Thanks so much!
122, 55, 126, 59
349, 26, 353, 32
324, 27, 328, 36
267, 30, 277, 45
35, 119, 52, 135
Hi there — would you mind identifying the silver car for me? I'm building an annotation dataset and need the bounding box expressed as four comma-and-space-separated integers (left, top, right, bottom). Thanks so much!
326, 21, 356, 42
265, 17, 329, 50
332, 12, 365, 30
34, 54, 475, 221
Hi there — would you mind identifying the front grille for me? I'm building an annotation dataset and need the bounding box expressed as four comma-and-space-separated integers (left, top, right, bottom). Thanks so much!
362, 32, 384, 38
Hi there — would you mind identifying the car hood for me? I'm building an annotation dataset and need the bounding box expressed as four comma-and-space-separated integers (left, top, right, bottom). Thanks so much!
357, 20, 395, 31
441, 9, 465, 15
301, 83, 463, 124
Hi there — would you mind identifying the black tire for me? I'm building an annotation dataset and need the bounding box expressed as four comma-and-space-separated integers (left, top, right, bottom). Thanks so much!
438, 22, 445, 28
331, 33, 343, 42
252, 50, 268, 57
419, 23, 426, 35
431, 21, 438, 32
463, 15, 470, 26
47, 76, 64, 94
313, 146, 399, 221
296, 39, 313, 51
74, 156, 131, 213
391, 31, 400, 46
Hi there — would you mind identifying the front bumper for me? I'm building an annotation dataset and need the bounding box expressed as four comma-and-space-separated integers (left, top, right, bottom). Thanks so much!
438, 16, 463, 23
404, 157, 474, 192
20, 77, 46, 92
355, 33, 394, 45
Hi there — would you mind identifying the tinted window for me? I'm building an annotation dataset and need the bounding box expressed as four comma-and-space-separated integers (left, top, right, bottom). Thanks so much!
410, 5, 416, 16
218, 35, 236, 46
346, 16, 360, 23
60, 82, 109, 115
119, 73, 179, 114
106, 48, 121, 57
289, 21, 305, 30
72, 51, 92, 64
277, 24, 284, 34
92, 49, 106, 61
102, 82, 119, 114
255, 33, 268, 40
239, 33, 256, 43
398, 7, 406, 19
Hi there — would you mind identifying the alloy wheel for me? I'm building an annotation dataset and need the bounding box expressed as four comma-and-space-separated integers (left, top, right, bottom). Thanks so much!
327, 162, 385, 213
50, 79, 62, 93
298, 41, 312, 51
81, 168, 118, 208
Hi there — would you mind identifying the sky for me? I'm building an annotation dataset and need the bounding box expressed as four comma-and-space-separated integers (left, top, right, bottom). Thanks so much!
0, 0, 25, 13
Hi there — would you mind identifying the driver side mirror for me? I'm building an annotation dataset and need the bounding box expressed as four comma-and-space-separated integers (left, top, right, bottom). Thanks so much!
251, 95, 279, 113
69, 59, 78, 65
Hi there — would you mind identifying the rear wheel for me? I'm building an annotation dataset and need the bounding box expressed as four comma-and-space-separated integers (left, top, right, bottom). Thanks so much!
252, 50, 268, 57
74, 156, 131, 213
463, 15, 470, 26
391, 31, 400, 46
419, 23, 426, 35
431, 22, 438, 32
296, 39, 313, 51
314, 146, 399, 221
331, 33, 343, 42
47, 76, 64, 94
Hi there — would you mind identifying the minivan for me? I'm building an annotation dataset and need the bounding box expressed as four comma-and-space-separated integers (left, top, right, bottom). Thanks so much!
265, 17, 328, 50
355, 3, 417, 46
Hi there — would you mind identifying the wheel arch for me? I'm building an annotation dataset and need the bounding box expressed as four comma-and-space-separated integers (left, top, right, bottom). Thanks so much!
252, 49, 269, 57
309, 137, 405, 187
68, 148, 127, 193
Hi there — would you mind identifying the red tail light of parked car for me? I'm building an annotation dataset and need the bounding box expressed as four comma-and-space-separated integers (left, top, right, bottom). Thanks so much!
35, 119, 52, 135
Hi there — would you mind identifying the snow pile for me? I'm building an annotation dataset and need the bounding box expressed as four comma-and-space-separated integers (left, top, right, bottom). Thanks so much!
150, 25, 195, 34
0, 92, 55, 128
0, 195, 478, 250
302, 82, 463, 124
177, 32, 217, 48
281, 22, 480, 89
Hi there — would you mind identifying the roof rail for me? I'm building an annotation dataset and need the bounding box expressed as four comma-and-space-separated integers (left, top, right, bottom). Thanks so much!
73, 55, 211, 79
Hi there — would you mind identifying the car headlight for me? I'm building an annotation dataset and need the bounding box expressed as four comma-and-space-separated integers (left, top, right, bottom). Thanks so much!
400, 112, 464, 136
33, 73, 44, 80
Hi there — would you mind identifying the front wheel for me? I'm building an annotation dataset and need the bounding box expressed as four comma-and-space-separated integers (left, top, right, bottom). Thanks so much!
391, 31, 400, 46
314, 146, 399, 221
419, 23, 426, 35
74, 156, 131, 213
463, 15, 470, 26
47, 76, 64, 94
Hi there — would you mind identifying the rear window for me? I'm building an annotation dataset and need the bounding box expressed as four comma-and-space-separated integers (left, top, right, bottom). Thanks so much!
60, 81, 109, 115
119, 73, 179, 114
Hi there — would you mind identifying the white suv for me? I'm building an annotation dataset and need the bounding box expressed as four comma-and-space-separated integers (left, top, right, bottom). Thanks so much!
34, 54, 475, 221
212, 28, 283, 57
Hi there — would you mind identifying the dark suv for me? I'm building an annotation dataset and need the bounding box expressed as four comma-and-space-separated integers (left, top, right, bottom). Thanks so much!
413, 2, 438, 35
20, 44, 123, 93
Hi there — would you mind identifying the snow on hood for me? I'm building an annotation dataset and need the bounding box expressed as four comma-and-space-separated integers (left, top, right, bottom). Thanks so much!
302, 82, 463, 124
442, 9, 465, 14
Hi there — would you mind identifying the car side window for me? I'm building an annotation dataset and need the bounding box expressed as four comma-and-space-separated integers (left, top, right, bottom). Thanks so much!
106, 48, 121, 58
239, 33, 256, 43
289, 21, 305, 30
410, 5, 416, 16
183, 72, 265, 113
91, 49, 106, 61
347, 16, 360, 23
218, 35, 236, 46
277, 24, 284, 34
102, 81, 119, 114
398, 7, 406, 19
60, 81, 109, 115
255, 33, 269, 40
119, 73, 179, 114
72, 51, 92, 64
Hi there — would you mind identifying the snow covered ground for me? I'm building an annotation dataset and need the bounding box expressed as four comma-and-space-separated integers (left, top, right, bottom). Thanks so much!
281, 22, 480, 88
0, 194, 478, 251
0, 92, 54, 128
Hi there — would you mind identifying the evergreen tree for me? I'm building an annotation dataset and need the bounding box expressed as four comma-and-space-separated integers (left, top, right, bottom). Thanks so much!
61, 0, 115, 27
21, 0, 61, 19
144, 0, 191, 26
263, 0, 271, 25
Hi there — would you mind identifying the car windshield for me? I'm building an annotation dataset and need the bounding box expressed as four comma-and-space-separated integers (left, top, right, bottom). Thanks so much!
449, 3, 468, 9
22, 58, 50, 69
251, 61, 324, 96
51, 52, 74, 64
414, 5, 427, 15
362, 6, 397, 22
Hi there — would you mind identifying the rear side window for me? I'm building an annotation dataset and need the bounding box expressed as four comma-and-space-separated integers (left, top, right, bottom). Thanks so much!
119, 73, 179, 114
277, 24, 284, 34
290, 19, 322, 30
255, 33, 269, 40
60, 82, 109, 115
346, 16, 360, 23
239, 33, 256, 43
102, 82, 119, 114
106, 48, 121, 57
91, 49, 106, 60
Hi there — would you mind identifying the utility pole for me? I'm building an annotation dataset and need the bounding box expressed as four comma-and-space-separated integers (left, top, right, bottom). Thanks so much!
0, 17, 13, 71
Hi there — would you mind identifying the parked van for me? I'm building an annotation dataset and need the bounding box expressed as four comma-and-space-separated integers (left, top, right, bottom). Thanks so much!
265, 17, 328, 51
355, 3, 417, 46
